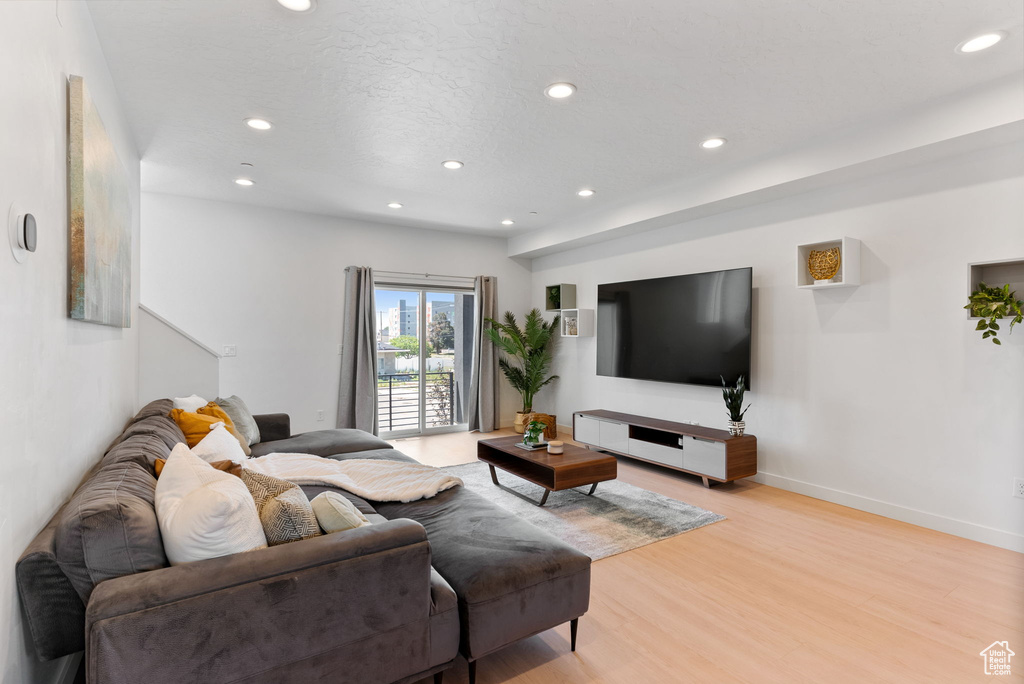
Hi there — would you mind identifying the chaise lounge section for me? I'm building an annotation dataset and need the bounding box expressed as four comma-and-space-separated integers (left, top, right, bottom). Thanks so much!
17, 400, 591, 684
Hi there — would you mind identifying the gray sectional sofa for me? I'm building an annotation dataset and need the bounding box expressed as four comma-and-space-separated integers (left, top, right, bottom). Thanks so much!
17, 399, 591, 684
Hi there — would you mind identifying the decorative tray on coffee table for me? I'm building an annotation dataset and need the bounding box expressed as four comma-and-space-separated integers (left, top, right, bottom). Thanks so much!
514, 441, 549, 451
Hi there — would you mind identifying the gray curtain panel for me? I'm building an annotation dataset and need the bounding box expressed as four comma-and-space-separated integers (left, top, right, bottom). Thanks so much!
337, 266, 378, 434
467, 276, 499, 432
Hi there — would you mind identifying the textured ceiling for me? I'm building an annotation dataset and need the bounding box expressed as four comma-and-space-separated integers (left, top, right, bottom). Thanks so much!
86, 0, 1023, 237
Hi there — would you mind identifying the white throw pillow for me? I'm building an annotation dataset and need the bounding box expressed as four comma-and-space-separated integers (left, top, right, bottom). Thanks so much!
310, 491, 371, 534
155, 443, 267, 565
191, 422, 247, 465
172, 394, 208, 412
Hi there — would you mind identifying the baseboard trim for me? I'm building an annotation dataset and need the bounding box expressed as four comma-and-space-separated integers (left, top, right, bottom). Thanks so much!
753, 472, 1024, 553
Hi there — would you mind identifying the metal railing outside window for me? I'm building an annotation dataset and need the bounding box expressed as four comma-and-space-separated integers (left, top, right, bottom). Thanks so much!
377, 372, 455, 432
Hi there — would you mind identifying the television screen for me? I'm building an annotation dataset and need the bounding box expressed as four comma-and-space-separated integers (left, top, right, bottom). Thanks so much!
596, 267, 752, 388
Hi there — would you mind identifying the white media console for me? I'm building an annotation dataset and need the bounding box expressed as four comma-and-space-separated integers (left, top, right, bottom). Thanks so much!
572, 410, 757, 487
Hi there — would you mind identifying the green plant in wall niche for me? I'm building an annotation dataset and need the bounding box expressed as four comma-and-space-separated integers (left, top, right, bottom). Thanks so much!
546, 286, 561, 310
965, 282, 1023, 345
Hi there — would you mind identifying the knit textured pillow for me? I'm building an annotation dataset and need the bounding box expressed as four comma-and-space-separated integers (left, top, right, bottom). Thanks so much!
240, 469, 321, 546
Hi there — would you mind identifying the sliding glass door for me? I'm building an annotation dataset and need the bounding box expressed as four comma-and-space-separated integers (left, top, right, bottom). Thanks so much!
375, 285, 475, 438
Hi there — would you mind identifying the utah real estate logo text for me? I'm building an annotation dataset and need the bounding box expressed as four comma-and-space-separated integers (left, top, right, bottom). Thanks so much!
980, 641, 1014, 676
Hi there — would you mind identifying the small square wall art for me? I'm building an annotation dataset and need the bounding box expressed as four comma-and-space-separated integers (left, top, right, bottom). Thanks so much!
68, 74, 132, 327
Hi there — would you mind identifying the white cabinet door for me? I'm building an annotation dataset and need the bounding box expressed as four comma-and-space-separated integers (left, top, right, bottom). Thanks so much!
682, 437, 727, 479
573, 414, 601, 446
599, 420, 630, 454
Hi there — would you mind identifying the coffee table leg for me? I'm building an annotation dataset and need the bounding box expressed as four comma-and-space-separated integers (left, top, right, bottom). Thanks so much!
587, 483, 598, 496
538, 489, 550, 506
488, 464, 499, 485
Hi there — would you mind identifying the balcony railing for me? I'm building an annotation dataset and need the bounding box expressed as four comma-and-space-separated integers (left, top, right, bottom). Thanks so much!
377, 372, 455, 432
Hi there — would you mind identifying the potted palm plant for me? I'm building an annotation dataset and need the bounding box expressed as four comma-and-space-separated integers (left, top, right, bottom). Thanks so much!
485, 309, 560, 433
721, 375, 750, 436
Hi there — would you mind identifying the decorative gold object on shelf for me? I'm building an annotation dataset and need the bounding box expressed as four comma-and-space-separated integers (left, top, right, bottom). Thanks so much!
808, 247, 841, 281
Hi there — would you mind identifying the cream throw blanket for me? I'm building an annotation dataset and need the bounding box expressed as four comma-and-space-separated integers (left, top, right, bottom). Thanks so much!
244, 453, 463, 503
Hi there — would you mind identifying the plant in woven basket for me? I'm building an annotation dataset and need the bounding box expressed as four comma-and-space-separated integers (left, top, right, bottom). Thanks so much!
484, 308, 560, 414
965, 282, 1023, 345
721, 375, 750, 422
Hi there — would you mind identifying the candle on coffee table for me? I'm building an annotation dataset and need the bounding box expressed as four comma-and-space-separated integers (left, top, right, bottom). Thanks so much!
547, 441, 564, 454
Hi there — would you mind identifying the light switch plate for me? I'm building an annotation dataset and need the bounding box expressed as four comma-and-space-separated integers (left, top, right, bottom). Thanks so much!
223, 345, 237, 357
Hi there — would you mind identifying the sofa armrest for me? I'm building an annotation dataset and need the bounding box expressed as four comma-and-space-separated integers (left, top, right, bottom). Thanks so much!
85, 519, 433, 684
253, 412, 290, 442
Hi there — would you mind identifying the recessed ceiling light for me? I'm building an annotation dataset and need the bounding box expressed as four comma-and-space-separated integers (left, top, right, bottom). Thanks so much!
701, 137, 727, 149
577, 189, 595, 197
234, 178, 254, 186
545, 83, 577, 99
387, 202, 403, 209
245, 118, 273, 130
442, 160, 464, 170
501, 219, 515, 226
956, 32, 1006, 53
276, 0, 316, 12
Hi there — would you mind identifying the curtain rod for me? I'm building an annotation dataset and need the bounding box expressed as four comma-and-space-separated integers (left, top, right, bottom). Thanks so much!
365, 269, 477, 283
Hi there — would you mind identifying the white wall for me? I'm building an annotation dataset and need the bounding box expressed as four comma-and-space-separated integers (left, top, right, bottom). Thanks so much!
138, 307, 220, 405
140, 193, 532, 434
0, 2, 141, 682
532, 141, 1024, 551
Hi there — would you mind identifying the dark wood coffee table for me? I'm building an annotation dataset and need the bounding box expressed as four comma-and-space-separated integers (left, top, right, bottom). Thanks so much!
477, 435, 617, 506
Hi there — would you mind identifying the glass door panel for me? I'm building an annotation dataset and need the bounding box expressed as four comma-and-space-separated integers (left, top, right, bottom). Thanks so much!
375, 285, 474, 437
375, 289, 421, 436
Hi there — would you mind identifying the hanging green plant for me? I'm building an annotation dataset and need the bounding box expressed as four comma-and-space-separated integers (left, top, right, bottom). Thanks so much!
965, 282, 1023, 345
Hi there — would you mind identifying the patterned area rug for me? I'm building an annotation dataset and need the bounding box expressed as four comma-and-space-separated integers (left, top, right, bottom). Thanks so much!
442, 461, 725, 560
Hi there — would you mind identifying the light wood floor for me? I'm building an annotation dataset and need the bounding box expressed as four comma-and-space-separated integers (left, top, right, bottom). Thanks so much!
391, 429, 1024, 684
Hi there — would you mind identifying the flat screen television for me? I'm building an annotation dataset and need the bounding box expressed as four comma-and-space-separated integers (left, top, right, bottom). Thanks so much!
596, 267, 752, 388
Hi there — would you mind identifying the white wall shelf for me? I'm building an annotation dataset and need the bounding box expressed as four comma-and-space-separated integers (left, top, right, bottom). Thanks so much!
796, 237, 861, 289
967, 258, 1024, 319
560, 308, 594, 338
545, 283, 577, 311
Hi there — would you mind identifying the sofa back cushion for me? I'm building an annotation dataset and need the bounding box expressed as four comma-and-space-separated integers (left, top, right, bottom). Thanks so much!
131, 398, 174, 423
55, 460, 168, 603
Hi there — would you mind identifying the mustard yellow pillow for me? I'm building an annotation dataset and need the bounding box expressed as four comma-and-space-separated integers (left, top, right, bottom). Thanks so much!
169, 406, 251, 456
155, 458, 242, 478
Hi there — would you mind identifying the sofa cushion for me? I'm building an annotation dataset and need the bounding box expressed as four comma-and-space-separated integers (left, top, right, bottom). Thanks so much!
250, 428, 394, 458
103, 432, 176, 469
311, 491, 371, 533
191, 423, 247, 465
54, 460, 168, 603
215, 395, 261, 445
172, 394, 208, 412
130, 398, 174, 423
375, 485, 590, 604
241, 470, 321, 546
299, 485, 378, 516
170, 407, 250, 455
115, 415, 186, 452
375, 484, 591, 659
156, 444, 267, 565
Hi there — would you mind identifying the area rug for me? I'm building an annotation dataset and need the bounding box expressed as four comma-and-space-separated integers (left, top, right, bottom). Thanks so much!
441, 461, 725, 560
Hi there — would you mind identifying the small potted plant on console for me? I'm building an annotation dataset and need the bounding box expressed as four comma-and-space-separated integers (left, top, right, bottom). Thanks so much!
721, 375, 750, 436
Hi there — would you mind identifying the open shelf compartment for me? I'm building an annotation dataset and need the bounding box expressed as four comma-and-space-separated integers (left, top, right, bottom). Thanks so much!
796, 237, 861, 289
967, 258, 1024, 319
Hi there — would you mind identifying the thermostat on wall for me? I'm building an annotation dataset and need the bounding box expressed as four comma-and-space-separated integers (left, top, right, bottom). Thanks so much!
8, 203, 37, 263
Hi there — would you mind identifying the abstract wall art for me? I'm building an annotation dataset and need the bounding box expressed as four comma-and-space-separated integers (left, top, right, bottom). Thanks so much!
68, 74, 131, 327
